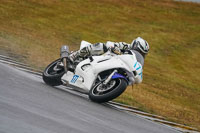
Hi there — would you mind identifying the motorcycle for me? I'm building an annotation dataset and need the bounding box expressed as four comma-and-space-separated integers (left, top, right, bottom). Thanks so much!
43, 41, 141, 103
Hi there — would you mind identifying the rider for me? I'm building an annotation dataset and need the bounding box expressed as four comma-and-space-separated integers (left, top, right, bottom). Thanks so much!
69, 37, 149, 84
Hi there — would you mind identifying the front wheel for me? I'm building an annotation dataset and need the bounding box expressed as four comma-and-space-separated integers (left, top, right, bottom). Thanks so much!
89, 78, 127, 103
42, 59, 65, 86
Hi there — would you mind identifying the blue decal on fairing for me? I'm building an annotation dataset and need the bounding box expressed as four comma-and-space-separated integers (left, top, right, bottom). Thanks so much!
138, 72, 143, 79
136, 64, 141, 70
134, 62, 137, 68
71, 75, 79, 83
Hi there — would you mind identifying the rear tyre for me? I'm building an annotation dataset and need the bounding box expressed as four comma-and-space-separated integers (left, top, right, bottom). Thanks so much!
42, 59, 65, 86
89, 78, 127, 103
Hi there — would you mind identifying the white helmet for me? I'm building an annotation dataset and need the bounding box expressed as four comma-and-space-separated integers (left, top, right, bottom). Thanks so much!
130, 37, 149, 57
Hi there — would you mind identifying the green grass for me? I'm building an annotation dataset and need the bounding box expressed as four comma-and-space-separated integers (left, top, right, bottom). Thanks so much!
0, 0, 200, 130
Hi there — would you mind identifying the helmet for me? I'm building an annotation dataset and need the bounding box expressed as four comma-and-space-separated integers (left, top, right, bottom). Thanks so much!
130, 37, 149, 57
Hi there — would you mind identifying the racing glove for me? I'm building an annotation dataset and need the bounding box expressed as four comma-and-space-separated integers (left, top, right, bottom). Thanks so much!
110, 46, 121, 55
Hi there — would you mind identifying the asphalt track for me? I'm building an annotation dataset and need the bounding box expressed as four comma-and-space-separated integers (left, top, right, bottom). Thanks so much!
0, 62, 179, 133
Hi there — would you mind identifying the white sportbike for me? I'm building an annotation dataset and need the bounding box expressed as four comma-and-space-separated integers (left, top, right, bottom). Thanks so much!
43, 41, 142, 103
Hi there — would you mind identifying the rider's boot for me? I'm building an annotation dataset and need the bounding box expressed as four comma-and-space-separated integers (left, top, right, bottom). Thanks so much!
69, 51, 80, 63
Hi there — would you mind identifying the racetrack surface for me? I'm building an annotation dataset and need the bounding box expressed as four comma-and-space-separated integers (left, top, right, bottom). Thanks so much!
0, 62, 179, 133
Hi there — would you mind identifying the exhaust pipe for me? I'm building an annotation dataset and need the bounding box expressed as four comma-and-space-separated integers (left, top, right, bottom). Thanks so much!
60, 45, 70, 73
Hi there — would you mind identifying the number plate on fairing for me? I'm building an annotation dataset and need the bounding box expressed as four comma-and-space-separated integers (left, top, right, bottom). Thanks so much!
71, 75, 79, 83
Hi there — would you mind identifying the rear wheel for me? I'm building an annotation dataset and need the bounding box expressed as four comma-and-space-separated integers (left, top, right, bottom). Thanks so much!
42, 59, 65, 86
89, 78, 127, 103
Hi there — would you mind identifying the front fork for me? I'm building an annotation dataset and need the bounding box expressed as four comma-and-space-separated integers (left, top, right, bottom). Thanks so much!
101, 69, 128, 85
103, 70, 118, 85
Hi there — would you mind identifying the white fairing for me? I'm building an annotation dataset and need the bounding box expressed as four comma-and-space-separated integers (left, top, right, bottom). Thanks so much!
61, 51, 143, 92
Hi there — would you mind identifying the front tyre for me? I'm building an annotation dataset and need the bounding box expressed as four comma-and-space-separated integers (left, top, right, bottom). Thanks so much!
42, 59, 65, 86
89, 78, 127, 103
